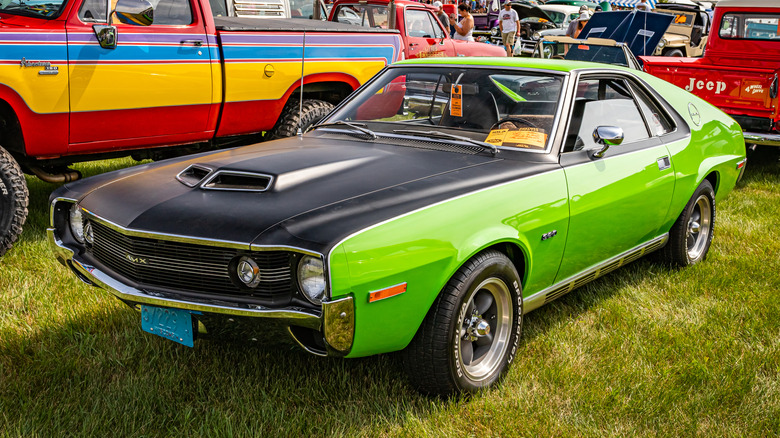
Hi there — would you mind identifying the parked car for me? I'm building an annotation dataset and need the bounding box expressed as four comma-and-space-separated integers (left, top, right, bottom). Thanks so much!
484, 1, 555, 46
328, 0, 506, 58
49, 57, 746, 396
534, 35, 642, 69
652, 2, 711, 57
505, 3, 580, 55
0, 0, 404, 257
642, 0, 780, 150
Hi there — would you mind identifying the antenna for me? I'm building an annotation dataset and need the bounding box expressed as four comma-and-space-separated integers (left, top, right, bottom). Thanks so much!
298, 31, 306, 138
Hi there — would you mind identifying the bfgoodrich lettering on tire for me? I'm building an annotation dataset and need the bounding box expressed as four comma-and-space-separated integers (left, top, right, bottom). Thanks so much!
403, 250, 522, 396
0, 146, 28, 257
661, 179, 715, 267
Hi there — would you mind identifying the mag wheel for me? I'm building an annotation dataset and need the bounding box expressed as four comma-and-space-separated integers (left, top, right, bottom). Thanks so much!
403, 250, 522, 396
0, 146, 28, 257
661, 179, 715, 267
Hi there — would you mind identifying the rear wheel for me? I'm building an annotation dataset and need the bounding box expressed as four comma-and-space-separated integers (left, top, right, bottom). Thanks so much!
403, 250, 522, 396
661, 180, 715, 267
264, 99, 334, 140
664, 48, 684, 57
0, 146, 28, 257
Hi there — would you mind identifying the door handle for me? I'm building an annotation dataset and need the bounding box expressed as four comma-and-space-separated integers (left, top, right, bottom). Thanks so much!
180, 39, 203, 47
657, 156, 671, 171
409, 42, 418, 47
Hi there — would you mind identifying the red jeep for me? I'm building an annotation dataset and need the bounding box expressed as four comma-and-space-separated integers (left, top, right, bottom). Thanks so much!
642, 0, 780, 150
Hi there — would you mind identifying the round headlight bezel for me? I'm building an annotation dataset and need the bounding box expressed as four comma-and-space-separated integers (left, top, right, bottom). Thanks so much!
532, 31, 541, 40
236, 256, 262, 288
69, 204, 85, 243
297, 255, 326, 305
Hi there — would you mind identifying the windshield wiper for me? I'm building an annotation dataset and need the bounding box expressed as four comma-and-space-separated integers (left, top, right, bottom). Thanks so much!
312, 121, 377, 140
392, 129, 498, 155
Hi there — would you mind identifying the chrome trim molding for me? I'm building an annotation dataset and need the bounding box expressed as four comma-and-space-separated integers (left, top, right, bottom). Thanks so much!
523, 233, 669, 314
743, 132, 780, 147
50, 197, 78, 227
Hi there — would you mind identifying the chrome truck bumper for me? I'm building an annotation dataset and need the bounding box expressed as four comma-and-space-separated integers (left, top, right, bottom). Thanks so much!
47, 228, 354, 356
743, 131, 780, 147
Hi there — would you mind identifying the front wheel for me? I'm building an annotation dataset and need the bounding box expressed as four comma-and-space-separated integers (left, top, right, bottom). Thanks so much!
264, 99, 334, 140
403, 250, 522, 396
0, 147, 28, 257
660, 179, 715, 267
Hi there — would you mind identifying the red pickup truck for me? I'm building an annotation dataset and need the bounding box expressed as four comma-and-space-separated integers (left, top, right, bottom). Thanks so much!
328, 0, 507, 59
642, 0, 779, 151
0, 0, 403, 256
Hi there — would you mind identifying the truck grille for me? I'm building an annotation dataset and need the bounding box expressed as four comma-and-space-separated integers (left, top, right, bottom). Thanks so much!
87, 220, 294, 304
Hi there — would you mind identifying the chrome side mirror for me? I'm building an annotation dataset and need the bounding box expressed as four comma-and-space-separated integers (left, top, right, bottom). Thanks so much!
92, 24, 117, 49
591, 125, 624, 158
114, 0, 154, 26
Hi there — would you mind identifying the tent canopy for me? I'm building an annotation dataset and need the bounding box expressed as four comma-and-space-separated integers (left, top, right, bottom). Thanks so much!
609, 0, 657, 8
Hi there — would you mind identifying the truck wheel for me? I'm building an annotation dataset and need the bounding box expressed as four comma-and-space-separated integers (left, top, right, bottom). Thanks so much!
660, 180, 715, 267
0, 147, 29, 257
664, 48, 684, 57
265, 99, 334, 140
402, 250, 523, 397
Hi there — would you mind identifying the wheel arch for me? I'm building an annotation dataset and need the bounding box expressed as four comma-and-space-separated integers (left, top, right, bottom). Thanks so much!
0, 95, 27, 158
282, 73, 360, 107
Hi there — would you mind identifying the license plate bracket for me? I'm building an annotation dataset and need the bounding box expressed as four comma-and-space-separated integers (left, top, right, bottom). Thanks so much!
141, 306, 194, 347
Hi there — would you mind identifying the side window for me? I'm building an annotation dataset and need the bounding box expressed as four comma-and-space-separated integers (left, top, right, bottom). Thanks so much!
564, 77, 650, 152
79, 0, 193, 25
631, 84, 674, 137
406, 9, 437, 38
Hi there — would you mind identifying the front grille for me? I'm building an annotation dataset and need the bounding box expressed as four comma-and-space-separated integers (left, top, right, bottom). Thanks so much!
87, 220, 294, 304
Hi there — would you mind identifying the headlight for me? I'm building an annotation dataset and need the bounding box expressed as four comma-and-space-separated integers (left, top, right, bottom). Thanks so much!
658, 38, 667, 48
298, 255, 326, 304
69, 204, 85, 243
532, 31, 541, 40
236, 256, 261, 288
490, 27, 499, 36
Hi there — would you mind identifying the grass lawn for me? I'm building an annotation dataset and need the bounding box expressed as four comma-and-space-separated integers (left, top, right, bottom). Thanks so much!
1, 151, 779, 437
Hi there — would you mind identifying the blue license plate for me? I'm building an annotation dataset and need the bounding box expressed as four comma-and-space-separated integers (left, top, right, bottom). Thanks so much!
141, 306, 194, 347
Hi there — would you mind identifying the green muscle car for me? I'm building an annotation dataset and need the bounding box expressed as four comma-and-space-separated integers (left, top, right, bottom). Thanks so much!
48, 57, 746, 396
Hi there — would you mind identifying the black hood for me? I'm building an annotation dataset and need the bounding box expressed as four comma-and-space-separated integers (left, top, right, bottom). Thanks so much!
76, 134, 555, 253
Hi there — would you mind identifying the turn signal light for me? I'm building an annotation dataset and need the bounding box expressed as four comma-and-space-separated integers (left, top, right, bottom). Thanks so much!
368, 283, 407, 303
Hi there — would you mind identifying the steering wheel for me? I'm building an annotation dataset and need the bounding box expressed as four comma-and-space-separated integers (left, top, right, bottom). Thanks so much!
490, 117, 540, 131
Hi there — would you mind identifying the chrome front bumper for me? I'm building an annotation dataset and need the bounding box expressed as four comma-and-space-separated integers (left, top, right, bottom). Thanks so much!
47, 228, 355, 356
743, 131, 780, 147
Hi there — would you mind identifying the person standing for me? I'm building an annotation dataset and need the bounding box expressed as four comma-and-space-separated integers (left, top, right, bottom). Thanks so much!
635, 0, 651, 11
573, 11, 591, 38
449, 3, 475, 41
433, 1, 448, 29
566, 5, 590, 37
498, 0, 520, 57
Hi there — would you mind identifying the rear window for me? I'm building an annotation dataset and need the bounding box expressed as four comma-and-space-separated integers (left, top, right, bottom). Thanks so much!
719, 13, 780, 40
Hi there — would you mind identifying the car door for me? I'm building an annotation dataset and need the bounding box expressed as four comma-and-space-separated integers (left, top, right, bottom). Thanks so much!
66, 0, 216, 152
555, 74, 677, 282
404, 8, 455, 59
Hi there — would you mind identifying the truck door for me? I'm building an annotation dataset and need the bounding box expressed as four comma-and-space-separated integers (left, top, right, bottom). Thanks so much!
65, 0, 216, 152
404, 8, 454, 59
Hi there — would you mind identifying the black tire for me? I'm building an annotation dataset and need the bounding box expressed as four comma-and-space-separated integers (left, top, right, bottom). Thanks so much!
264, 99, 334, 140
402, 250, 523, 396
0, 146, 28, 257
664, 48, 685, 57
660, 179, 715, 267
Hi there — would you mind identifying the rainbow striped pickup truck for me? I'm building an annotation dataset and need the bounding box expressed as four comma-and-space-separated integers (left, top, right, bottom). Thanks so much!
0, 0, 403, 257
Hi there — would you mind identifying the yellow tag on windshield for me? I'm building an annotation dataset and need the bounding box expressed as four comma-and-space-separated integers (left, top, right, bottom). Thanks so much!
485, 129, 508, 145
504, 129, 547, 149
450, 84, 462, 117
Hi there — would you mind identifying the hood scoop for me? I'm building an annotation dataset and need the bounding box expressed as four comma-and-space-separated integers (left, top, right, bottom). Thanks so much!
201, 170, 274, 192
176, 164, 213, 187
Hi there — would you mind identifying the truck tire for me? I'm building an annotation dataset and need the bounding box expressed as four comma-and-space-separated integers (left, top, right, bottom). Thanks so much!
664, 48, 684, 57
265, 99, 335, 140
0, 146, 28, 257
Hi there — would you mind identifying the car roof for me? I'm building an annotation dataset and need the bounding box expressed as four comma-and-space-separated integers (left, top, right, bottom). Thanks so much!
394, 57, 636, 74
716, 0, 780, 8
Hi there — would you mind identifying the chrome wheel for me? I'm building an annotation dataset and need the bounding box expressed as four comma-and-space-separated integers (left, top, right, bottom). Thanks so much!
458, 277, 512, 382
686, 194, 711, 261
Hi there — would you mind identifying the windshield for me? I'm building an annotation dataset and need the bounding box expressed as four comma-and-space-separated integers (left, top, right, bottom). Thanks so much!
0, 0, 68, 18
324, 66, 565, 151
537, 42, 630, 68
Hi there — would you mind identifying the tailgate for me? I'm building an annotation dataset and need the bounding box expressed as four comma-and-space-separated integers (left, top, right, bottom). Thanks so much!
643, 57, 779, 122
